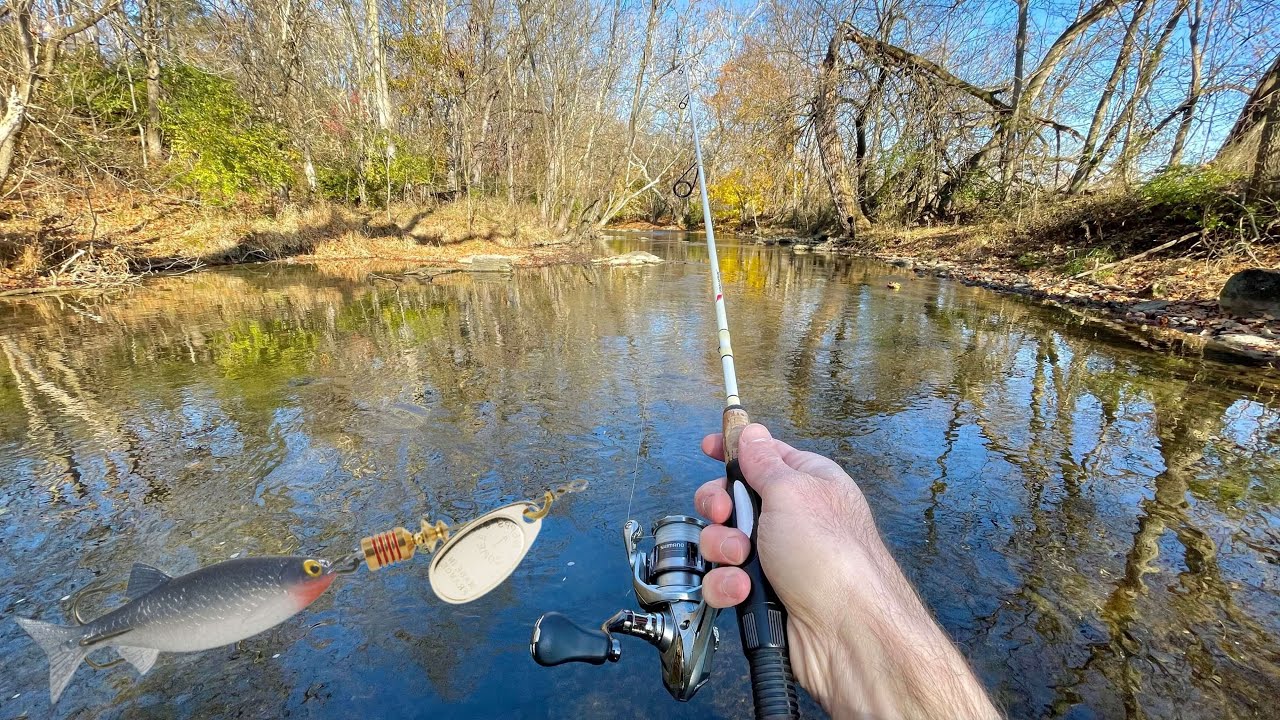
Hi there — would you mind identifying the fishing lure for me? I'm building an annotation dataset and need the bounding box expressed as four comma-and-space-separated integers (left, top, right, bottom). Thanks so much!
17, 481, 588, 706
17, 556, 338, 705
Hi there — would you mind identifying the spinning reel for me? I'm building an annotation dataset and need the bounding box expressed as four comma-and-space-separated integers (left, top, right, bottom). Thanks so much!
530, 515, 720, 700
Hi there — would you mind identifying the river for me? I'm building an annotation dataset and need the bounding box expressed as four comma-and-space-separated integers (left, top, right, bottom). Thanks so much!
0, 232, 1276, 719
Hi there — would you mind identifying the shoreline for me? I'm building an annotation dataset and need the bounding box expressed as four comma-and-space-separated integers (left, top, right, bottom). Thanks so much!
866, 251, 1280, 367
0, 198, 592, 297
615, 226, 1280, 368
750, 232, 1280, 367
0, 241, 593, 299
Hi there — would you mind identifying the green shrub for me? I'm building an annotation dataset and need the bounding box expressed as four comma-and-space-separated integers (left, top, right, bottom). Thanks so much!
1140, 165, 1245, 232
1016, 251, 1046, 269
315, 135, 439, 206
161, 64, 294, 202
363, 136, 439, 205
1062, 247, 1116, 275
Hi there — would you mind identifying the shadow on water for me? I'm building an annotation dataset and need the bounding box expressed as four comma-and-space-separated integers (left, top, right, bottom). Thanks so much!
0, 231, 1276, 718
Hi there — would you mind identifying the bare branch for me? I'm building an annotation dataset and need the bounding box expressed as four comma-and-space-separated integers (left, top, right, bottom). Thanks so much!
839, 22, 1082, 139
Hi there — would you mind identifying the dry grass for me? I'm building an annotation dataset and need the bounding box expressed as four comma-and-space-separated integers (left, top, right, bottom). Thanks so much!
389, 198, 555, 247
870, 192, 1277, 302
0, 193, 577, 291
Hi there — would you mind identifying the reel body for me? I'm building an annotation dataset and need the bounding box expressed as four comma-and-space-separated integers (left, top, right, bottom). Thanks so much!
530, 515, 720, 701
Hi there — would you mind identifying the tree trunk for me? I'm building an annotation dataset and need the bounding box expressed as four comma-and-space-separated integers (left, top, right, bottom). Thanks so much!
1000, 0, 1030, 196
141, 0, 163, 163
814, 24, 869, 236
1108, 2, 1187, 180
1252, 90, 1280, 195
1216, 54, 1280, 177
1068, 0, 1156, 193
1168, 0, 1202, 166
364, 0, 392, 131
1021, 0, 1135, 108
0, 87, 28, 187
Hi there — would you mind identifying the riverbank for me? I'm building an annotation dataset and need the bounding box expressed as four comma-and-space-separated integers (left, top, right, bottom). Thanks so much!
0, 197, 588, 295
744, 224, 1280, 366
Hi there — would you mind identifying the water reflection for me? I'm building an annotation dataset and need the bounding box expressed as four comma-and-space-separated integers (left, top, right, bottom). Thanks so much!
0, 233, 1275, 719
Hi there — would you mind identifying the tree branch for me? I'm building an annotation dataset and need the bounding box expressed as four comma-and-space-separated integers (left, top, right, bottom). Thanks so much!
840, 22, 1082, 139
52, 0, 122, 43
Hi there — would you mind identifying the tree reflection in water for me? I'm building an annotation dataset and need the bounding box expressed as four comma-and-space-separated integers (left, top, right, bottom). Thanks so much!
0, 237, 1275, 718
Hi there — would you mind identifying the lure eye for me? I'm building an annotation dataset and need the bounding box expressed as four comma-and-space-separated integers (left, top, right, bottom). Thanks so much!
303, 559, 323, 577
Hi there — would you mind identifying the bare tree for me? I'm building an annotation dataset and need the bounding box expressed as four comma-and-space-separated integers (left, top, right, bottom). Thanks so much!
0, 0, 122, 187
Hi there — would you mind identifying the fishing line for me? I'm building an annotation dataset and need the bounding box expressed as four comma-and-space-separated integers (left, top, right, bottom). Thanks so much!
624, 380, 648, 527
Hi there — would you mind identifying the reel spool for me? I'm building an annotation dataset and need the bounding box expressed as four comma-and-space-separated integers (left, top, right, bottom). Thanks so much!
530, 515, 720, 701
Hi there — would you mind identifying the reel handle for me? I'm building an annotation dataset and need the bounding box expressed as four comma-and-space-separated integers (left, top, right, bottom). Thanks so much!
530, 612, 621, 667
723, 407, 801, 720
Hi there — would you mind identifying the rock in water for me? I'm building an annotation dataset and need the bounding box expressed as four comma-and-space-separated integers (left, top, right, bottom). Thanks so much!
465, 255, 516, 272
1219, 269, 1280, 317
594, 251, 664, 266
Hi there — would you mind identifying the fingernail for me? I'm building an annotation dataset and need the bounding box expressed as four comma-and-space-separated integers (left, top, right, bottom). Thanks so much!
719, 573, 737, 599
697, 494, 709, 517
721, 572, 747, 599
720, 535, 748, 563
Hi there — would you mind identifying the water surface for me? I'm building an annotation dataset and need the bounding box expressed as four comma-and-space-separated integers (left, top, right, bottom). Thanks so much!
0, 233, 1277, 719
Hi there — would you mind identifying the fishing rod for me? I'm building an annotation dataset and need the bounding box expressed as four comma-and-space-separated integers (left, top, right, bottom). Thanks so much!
529, 67, 800, 720
679, 65, 801, 720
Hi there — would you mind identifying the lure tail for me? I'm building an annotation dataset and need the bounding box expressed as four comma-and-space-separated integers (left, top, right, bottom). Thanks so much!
15, 617, 88, 705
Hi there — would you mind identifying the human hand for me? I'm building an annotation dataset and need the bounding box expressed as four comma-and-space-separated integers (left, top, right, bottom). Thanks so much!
695, 423, 999, 720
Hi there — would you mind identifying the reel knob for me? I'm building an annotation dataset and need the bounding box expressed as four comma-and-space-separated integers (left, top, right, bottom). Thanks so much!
530, 612, 621, 666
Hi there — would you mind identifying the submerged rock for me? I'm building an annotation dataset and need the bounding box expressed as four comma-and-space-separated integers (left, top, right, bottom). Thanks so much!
792, 244, 811, 253
594, 251, 664, 266
461, 254, 516, 272
1219, 269, 1280, 317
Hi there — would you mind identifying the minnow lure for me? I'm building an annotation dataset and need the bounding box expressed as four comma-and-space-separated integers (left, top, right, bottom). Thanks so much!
16, 556, 337, 704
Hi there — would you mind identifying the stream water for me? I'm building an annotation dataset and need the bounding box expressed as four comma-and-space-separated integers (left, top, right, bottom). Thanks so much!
0, 232, 1277, 719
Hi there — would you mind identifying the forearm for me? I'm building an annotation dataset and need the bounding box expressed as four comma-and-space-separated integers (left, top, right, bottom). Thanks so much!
812, 548, 1001, 720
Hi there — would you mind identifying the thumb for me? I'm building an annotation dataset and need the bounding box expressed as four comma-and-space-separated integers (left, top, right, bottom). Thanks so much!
734, 424, 794, 501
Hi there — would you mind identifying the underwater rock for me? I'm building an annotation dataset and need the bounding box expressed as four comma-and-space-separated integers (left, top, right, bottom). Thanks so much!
594, 251, 664, 266
464, 255, 516, 272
